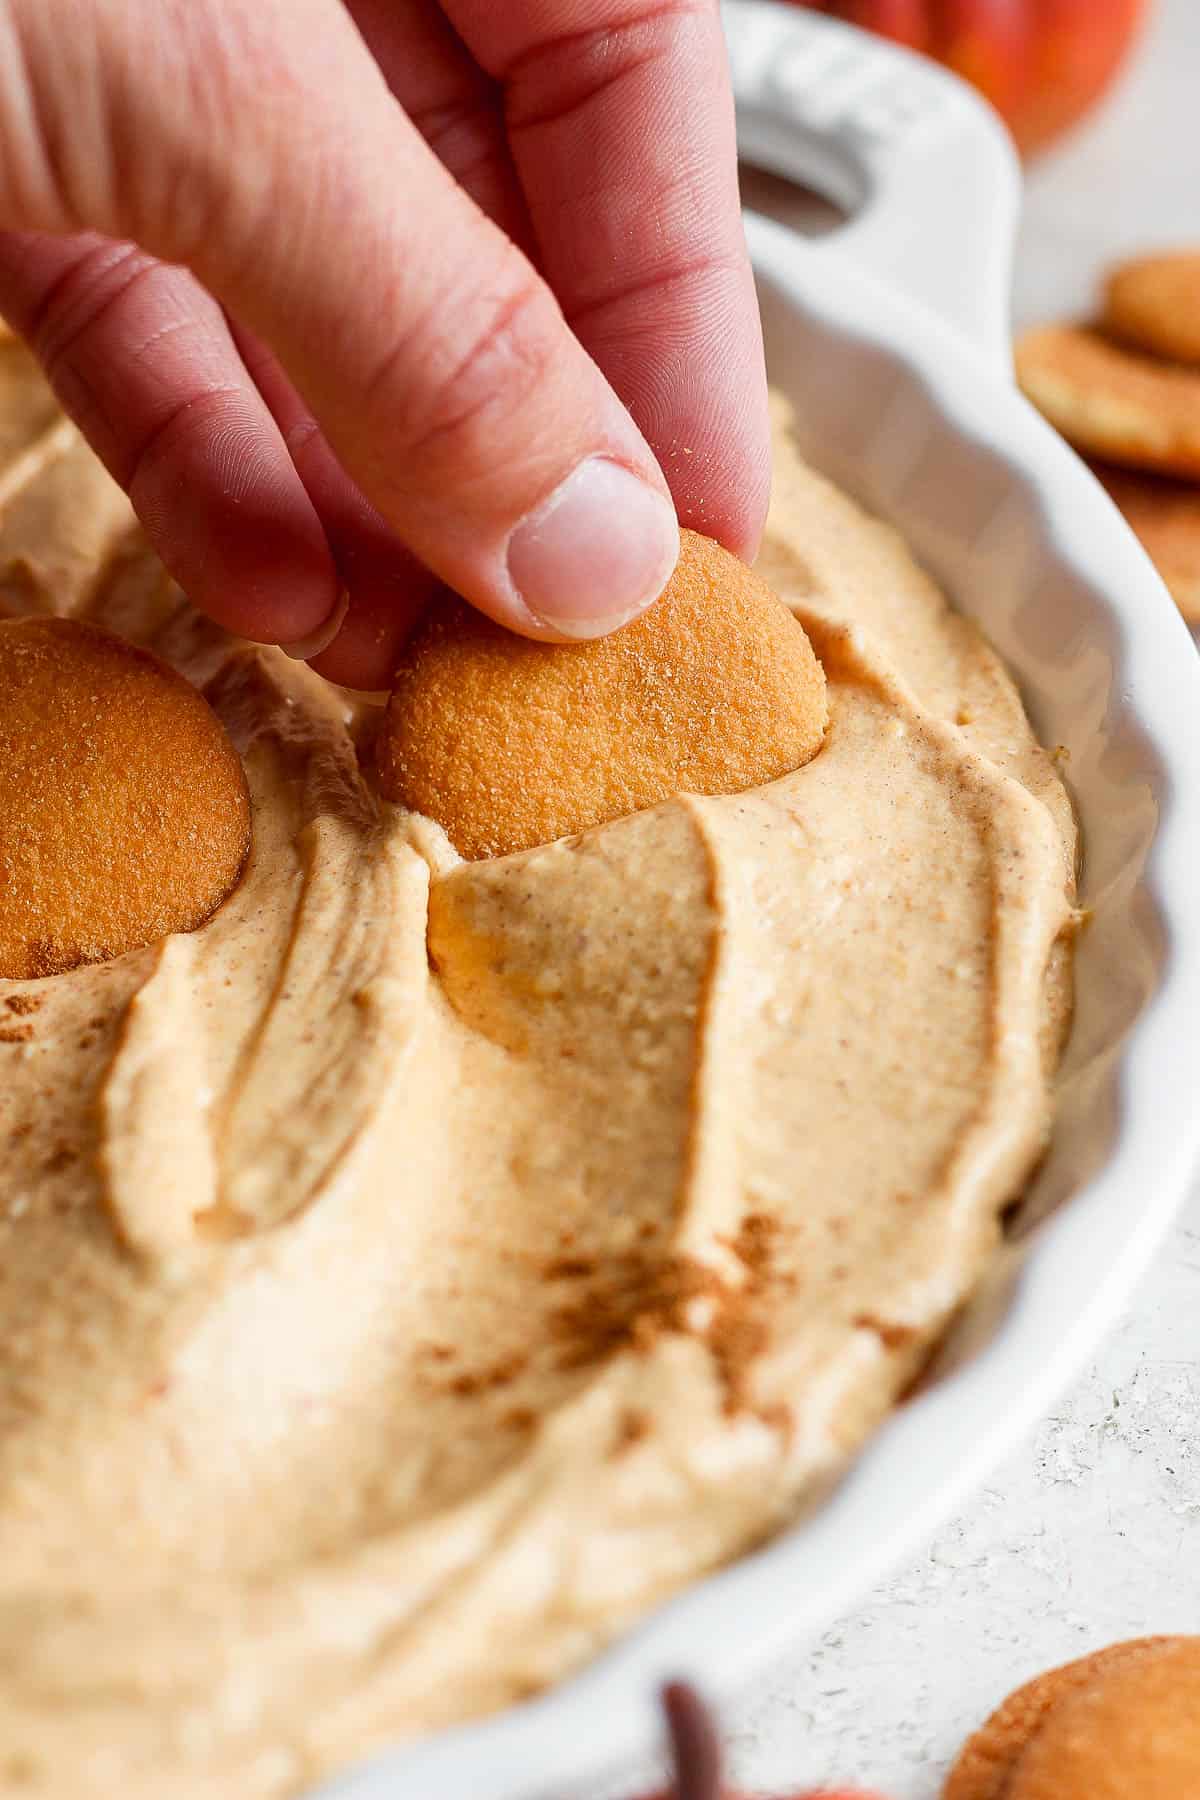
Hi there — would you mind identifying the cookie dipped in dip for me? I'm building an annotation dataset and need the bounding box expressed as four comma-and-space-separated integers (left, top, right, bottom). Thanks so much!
0, 328, 1077, 1797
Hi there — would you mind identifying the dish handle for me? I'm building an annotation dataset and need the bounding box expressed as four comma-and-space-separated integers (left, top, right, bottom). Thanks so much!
724, 0, 1021, 377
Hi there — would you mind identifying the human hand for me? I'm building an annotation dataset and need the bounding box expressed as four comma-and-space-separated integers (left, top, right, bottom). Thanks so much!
0, 0, 769, 689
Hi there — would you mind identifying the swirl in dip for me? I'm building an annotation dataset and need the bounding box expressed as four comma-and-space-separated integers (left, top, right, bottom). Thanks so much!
0, 331, 1076, 1797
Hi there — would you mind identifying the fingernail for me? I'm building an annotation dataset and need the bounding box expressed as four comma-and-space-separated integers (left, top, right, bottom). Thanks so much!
507, 458, 679, 639
281, 587, 350, 662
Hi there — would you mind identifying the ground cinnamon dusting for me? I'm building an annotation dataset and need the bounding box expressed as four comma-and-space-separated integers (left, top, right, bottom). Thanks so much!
549, 1255, 721, 1373
707, 1310, 771, 1416
545, 1213, 787, 1416
611, 1409, 652, 1457
854, 1312, 919, 1351
543, 1256, 596, 1281
3, 994, 42, 1016
733, 1212, 778, 1281
755, 1401, 794, 1439
448, 1352, 529, 1398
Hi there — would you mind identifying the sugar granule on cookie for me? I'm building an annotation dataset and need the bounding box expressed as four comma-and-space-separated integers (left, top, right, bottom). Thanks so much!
377, 529, 828, 861
943, 1636, 1193, 1800
1091, 460, 1200, 621
1104, 250, 1200, 368
1016, 323, 1200, 480
0, 616, 251, 980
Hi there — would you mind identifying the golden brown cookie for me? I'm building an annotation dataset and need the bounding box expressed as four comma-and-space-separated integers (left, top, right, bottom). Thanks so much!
1091, 461, 1200, 621
377, 529, 828, 861
0, 616, 251, 979
1013, 1641, 1200, 1799
1015, 323, 1200, 479
944, 1637, 1190, 1800
1104, 251, 1200, 367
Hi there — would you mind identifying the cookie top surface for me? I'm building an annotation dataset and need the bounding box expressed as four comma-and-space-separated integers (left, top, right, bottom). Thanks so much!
0, 616, 251, 979
944, 1638, 1192, 1800
377, 529, 828, 861
1016, 323, 1200, 479
1105, 250, 1200, 366
1013, 1638, 1200, 1799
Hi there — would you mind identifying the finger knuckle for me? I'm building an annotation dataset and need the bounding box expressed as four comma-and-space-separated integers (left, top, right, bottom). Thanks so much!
397, 260, 565, 477
27, 245, 165, 464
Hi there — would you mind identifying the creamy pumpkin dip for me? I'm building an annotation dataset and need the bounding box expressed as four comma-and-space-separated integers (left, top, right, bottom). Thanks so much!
0, 328, 1076, 1797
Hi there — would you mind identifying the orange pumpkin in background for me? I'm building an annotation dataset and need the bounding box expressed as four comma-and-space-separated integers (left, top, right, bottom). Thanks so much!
797, 0, 1150, 153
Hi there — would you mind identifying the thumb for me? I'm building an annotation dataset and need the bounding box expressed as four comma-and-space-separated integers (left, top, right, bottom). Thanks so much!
1, 0, 680, 641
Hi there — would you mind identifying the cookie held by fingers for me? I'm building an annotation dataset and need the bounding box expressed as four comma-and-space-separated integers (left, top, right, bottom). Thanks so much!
944, 1636, 1200, 1800
1104, 250, 1200, 367
0, 616, 251, 980
1015, 323, 1200, 479
377, 530, 828, 861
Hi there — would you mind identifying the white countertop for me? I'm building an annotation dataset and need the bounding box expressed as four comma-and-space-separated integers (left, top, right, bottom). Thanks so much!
592, 3, 1200, 1791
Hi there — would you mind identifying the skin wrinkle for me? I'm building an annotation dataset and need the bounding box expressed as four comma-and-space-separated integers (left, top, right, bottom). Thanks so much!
505, 33, 678, 136
415, 119, 518, 227
10, 241, 251, 413
409, 96, 502, 174
0, 11, 49, 226
454, 0, 713, 83
501, 14, 736, 293
33, 268, 237, 486
566, 248, 750, 338
113, 2, 343, 268
375, 274, 565, 473
345, 0, 532, 248
12, 237, 150, 365
0, 2, 109, 233
132, 314, 213, 370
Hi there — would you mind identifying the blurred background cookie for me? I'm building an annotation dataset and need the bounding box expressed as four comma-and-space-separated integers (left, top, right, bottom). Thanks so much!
1015, 322, 1200, 479
378, 531, 828, 862
1017, 244, 1200, 622
1090, 460, 1200, 620
944, 1637, 1198, 1800
0, 617, 251, 980
1104, 249, 1200, 365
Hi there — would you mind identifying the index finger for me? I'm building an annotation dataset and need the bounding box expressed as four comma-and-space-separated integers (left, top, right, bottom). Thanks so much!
444, 0, 770, 560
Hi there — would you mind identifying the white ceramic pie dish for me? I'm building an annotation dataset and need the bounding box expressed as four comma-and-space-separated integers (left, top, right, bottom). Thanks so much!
318, 7, 1200, 1795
